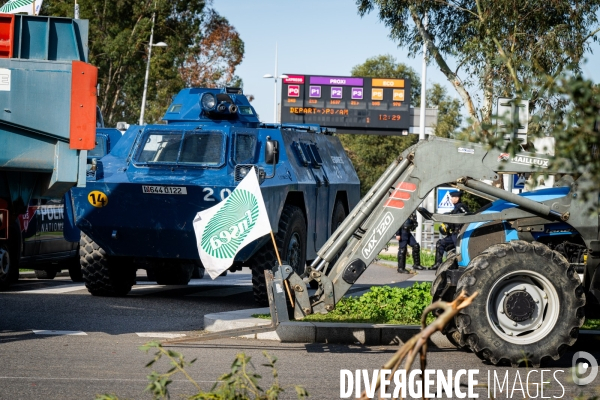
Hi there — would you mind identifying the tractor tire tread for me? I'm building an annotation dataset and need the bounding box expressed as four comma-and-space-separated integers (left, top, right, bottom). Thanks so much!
455, 240, 584, 367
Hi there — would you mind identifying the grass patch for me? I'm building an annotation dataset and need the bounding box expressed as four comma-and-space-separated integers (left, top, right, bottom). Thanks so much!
255, 286, 600, 330
253, 283, 433, 325
378, 251, 436, 267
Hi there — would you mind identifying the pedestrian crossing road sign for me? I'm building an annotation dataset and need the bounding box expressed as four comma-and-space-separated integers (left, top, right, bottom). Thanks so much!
436, 187, 455, 213
513, 173, 527, 189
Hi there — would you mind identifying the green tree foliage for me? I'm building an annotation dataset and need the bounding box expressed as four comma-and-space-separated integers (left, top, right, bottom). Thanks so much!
524, 74, 600, 200
339, 133, 416, 196
338, 55, 461, 195
350, 54, 421, 104
426, 83, 461, 138
42, 0, 244, 126
356, 0, 600, 136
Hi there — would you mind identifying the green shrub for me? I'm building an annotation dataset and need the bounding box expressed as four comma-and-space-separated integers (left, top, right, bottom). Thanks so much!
304, 283, 434, 325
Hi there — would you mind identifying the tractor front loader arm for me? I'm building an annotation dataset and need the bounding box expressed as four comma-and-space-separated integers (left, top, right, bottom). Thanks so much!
164, 136, 593, 345
292, 136, 577, 319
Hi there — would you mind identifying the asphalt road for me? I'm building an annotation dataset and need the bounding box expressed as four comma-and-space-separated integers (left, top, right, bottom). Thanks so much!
1, 266, 598, 399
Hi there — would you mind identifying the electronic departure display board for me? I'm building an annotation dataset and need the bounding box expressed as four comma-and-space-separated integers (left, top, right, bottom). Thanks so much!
280, 74, 411, 134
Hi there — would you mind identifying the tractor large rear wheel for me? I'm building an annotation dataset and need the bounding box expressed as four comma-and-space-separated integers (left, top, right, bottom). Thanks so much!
455, 240, 584, 367
250, 205, 307, 306
80, 233, 135, 296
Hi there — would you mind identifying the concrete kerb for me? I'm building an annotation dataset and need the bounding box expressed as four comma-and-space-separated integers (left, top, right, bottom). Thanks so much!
205, 308, 600, 348
204, 308, 454, 348
19, 271, 70, 278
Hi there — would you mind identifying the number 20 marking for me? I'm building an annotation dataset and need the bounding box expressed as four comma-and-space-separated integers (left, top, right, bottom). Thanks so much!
203, 188, 231, 202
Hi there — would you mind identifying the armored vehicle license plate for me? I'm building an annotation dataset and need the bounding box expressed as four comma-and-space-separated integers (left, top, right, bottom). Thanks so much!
142, 185, 187, 195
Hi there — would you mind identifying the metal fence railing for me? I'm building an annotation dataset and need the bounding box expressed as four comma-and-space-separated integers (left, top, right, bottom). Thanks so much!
420, 220, 440, 252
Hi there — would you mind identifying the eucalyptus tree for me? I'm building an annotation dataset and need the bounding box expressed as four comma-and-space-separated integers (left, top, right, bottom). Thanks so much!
43, 0, 244, 125
357, 0, 600, 136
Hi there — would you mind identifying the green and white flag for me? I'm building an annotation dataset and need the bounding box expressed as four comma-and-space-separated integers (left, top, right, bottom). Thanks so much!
0, 0, 43, 15
193, 169, 271, 279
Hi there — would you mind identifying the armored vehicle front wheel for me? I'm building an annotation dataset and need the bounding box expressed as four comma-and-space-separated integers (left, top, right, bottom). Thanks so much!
250, 205, 307, 306
68, 257, 84, 282
326, 200, 347, 269
191, 264, 205, 279
455, 240, 585, 367
80, 233, 135, 296
154, 260, 194, 285
34, 269, 57, 279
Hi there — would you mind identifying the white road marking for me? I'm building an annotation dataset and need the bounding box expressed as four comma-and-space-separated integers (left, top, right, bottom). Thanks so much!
32, 330, 87, 336
187, 286, 252, 297
129, 284, 189, 296
136, 332, 187, 338
130, 281, 252, 296
13, 284, 86, 294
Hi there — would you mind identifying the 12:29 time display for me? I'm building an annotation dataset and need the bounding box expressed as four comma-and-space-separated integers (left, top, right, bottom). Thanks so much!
378, 114, 402, 121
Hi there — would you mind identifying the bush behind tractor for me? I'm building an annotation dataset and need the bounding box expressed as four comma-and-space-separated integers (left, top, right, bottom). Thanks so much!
66, 87, 360, 301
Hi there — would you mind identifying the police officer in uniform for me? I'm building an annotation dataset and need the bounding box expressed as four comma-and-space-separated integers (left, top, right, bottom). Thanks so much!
431, 191, 469, 270
395, 212, 424, 274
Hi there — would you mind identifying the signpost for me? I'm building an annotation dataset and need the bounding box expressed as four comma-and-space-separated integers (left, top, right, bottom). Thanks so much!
280, 74, 412, 135
436, 187, 455, 213
496, 97, 530, 193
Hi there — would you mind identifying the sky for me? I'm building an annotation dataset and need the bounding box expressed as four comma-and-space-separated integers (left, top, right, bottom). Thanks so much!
213, 0, 600, 123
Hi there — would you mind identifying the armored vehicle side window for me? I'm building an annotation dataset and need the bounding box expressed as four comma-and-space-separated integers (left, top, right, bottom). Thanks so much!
234, 134, 257, 164
89, 136, 107, 158
179, 132, 224, 165
168, 104, 182, 113
238, 106, 253, 115
292, 141, 310, 166
308, 144, 323, 167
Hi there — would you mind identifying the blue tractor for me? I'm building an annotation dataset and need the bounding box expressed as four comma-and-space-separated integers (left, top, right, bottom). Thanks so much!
66, 87, 360, 303
428, 178, 592, 362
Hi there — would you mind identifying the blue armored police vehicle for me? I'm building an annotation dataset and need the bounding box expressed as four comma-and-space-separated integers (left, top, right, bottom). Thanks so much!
66, 87, 360, 303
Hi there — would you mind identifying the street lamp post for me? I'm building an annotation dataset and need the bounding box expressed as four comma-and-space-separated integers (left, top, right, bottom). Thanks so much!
415, 13, 428, 248
262, 43, 287, 123
262, 73, 288, 123
139, 10, 167, 126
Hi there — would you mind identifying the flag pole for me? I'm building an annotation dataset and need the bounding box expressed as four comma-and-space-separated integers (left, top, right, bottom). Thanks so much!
269, 231, 294, 308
